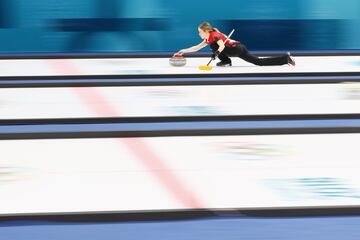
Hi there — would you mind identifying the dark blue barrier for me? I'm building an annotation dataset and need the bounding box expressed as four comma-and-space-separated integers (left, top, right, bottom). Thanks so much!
218, 19, 345, 50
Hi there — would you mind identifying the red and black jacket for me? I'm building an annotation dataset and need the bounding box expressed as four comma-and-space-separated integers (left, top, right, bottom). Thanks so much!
205, 31, 239, 51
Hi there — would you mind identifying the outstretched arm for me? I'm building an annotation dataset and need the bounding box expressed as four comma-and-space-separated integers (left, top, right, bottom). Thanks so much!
174, 41, 207, 56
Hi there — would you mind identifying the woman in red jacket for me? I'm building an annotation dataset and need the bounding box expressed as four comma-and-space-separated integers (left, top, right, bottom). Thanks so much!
174, 22, 295, 67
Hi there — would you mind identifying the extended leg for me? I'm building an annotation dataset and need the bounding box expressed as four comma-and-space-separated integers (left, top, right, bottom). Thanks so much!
239, 47, 289, 66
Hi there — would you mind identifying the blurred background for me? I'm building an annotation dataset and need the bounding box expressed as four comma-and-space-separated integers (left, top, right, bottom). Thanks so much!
1, 0, 360, 53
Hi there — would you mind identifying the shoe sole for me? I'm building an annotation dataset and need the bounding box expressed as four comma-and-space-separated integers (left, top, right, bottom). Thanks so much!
287, 52, 296, 66
216, 63, 232, 67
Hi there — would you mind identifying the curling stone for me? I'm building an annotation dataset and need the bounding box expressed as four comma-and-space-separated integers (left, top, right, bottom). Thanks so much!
169, 55, 186, 67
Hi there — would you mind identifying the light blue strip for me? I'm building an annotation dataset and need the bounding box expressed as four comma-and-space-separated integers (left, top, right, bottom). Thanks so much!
0, 119, 359, 134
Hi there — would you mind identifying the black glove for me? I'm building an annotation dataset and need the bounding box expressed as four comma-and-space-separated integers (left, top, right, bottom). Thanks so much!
211, 50, 220, 60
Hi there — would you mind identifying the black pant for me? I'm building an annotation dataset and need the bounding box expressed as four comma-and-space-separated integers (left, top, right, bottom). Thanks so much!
215, 44, 289, 66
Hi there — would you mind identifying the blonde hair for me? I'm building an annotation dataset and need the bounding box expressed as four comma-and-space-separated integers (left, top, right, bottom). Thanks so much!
199, 22, 219, 33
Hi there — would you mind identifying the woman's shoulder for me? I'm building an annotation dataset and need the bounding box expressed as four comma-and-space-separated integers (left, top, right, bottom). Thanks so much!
210, 31, 224, 39
210, 30, 223, 36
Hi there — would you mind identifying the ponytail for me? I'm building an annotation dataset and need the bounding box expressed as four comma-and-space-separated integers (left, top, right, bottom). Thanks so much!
199, 22, 218, 32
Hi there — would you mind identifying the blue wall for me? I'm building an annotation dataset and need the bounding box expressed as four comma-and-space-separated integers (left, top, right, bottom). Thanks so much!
0, 0, 359, 53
